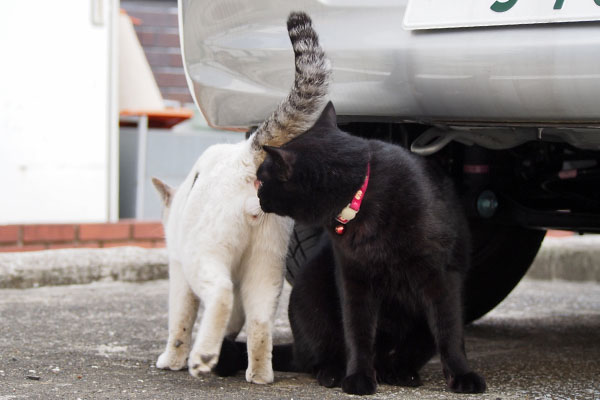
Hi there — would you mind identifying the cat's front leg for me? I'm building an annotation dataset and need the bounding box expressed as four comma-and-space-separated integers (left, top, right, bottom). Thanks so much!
338, 266, 379, 395
157, 260, 199, 370
186, 267, 235, 377
422, 272, 486, 393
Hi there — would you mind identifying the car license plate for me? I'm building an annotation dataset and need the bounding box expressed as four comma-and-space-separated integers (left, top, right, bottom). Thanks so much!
403, 0, 600, 30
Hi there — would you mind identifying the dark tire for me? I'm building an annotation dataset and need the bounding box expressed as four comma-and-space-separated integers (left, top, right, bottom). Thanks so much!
285, 222, 546, 322
463, 220, 546, 322
285, 224, 325, 285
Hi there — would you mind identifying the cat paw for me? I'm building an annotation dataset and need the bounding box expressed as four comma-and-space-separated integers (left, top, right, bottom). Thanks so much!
316, 364, 344, 388
156, 349, 188, 370
447, 371, 487, 393
188, 352, 218, 377
245, 365, 274, 384
341, 371, 377, 395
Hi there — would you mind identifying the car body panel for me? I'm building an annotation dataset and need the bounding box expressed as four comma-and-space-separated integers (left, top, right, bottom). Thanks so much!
179, 0, 600, 130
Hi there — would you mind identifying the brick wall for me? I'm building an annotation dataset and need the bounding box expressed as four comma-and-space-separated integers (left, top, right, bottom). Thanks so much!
0, 221, 165, 253
121, 1, 193, 105
0, 222, 573, 253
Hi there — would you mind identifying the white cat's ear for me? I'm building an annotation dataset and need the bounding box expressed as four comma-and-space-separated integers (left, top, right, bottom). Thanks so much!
151, 177, 174, 207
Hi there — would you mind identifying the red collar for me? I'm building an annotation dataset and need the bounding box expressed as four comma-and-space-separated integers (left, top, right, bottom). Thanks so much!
334, 163, 370, 235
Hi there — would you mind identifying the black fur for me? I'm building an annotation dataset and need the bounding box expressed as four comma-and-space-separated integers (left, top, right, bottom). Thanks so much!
214, 339, 297, 377
254, 102, 486, 395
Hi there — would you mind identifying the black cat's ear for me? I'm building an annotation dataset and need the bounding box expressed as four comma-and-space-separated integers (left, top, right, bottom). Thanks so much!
263, 145, 297, 181
313, 101, 337, 129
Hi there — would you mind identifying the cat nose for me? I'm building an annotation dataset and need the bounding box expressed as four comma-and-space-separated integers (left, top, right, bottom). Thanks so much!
254, 179, 263, 190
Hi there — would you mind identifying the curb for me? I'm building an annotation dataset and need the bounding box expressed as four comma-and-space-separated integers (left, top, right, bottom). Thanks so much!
0, 247, 168, 289
527, 236, 600, 282
0, 237, 597, 289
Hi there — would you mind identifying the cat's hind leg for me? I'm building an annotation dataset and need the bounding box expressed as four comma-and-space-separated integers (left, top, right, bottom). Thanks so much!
422, 271, 486, 393
184, 257, 235, 377
288, 240, 345, 388
212, 292, 247, 377
156, 260, 199, 370
239, 239, 290, 384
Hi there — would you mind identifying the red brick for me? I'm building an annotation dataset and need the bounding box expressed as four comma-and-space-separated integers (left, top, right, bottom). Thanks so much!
100, 241, 127, 248
169, 53, 183, 67
0, 225, 20, 243
23, 225, 76, 243
144, 49, 183, 68
130, 241, 155, 249
153, 240, 166, 248
103, 240, 154, 249
546, 230, 575, 238
154, 71, 188, 88
47, 243, 77, 250
48, 242, 101, 250
133, 222, 164, 240
134, 11, 178, 28
155, 32, 180, 47
76, 242, 102, 249
0, 244, 46, 253
145, 51, 170, 68
79, 223, 131, 241
137, 31, 155, 46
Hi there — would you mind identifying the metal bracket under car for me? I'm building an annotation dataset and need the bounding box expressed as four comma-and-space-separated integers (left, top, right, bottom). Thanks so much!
411, 126, 600, 156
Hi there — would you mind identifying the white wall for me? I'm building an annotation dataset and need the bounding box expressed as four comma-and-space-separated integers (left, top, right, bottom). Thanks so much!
0, 0, 119, 224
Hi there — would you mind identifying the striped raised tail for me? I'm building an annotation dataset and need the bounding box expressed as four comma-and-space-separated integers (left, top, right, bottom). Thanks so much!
251, 11, 332, 164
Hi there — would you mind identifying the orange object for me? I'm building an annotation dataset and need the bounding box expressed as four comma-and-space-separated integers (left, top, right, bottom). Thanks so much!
119, 108, 194, 129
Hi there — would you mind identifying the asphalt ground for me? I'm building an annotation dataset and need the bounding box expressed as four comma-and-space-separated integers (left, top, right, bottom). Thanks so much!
1, 278, 598, 400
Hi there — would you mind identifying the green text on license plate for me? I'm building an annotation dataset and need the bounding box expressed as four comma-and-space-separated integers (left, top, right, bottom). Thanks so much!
404, 0, 600, 30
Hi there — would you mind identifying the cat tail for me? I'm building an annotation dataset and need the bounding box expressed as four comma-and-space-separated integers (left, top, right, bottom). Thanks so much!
251, 11, 332, 165
213, 339, 298, 376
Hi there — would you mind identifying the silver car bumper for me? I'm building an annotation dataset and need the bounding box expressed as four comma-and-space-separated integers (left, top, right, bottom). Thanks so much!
179, 0, 600, 130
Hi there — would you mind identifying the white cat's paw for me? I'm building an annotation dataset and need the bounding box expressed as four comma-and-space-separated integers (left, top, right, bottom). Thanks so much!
188, 352, 218, 377
156, 348, 188, 370
246, 365, 274, 384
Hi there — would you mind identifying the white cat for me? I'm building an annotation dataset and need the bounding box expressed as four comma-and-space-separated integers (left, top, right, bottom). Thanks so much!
151, 12, 330, 384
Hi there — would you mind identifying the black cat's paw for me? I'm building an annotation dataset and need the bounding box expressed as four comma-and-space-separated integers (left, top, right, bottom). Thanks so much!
316, 364, 344, 388
213, 339, 246, 377
379, 370, 422, 387
447, 371, 486, 393
341, 371, 377, 396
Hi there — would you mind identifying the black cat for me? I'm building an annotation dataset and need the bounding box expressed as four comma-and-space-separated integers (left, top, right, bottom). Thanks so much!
252, 101, 486, 395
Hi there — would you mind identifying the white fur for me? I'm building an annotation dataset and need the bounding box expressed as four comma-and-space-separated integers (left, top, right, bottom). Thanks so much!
154, 138, 293, 384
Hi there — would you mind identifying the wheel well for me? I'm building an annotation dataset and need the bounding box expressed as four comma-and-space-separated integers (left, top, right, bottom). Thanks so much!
340, 121, 600, 233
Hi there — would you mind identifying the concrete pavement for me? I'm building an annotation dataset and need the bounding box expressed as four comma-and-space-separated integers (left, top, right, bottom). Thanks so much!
528, 236, 600, 281
0, 247, 168, 289
0, 278, 599, 399
0, 235, 599, 290
0, 234, 598, 399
